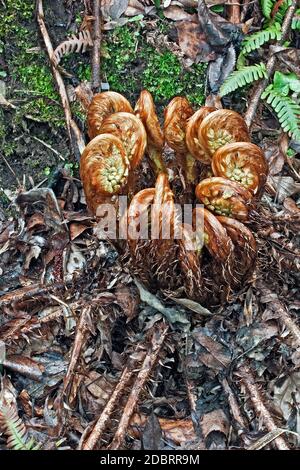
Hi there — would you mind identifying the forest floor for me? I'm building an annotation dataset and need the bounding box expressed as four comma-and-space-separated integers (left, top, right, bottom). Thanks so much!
0, 0, 299, 451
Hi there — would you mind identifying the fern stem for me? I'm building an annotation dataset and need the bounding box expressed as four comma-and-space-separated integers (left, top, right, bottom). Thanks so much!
244, 0, 298, 128
92, 0, 102, 93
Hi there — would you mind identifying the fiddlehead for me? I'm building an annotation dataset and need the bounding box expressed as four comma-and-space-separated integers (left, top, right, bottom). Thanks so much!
87, 91, 133, 140
185, 107, 217, 164
195, 177, 252, 221
80, 134, 129, 214
164, 97, 196, 184
198, 109, 250, 156
211, 142, 268, 196
99, 112, 147, 169
135, 90, 166, 174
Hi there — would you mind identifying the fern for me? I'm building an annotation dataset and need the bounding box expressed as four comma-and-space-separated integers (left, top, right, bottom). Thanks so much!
0, 403, 40, 450
261, 0, 274, 19
292, 9, 300, 30
242, 22, 282, 54
220, 63, 267, 97
53, 30, 93, 66
272, 0, 291, 24
262, 85, 300, 141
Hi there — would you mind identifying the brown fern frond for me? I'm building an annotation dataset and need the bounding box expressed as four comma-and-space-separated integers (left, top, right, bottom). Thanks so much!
53, 30, 93, 66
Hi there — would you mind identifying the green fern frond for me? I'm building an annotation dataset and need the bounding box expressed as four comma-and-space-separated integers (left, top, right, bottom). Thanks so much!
220, 63, 267, 97
292, 9, 300, 30
260, 0, 274, 19
0, 404, 40, 450
272, 0, 291, 24
242, 23, 282, 54
262, 85, 300, 141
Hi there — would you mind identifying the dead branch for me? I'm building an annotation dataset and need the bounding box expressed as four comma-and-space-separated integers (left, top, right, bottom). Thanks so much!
91, 0, 101, 92
109, 323, 169, 449
238, 364, 290, 450
80, 365, 136, 449
227, 0, 241, 24
62, 305, 94, 404
0, 282, 66, 309
222, 378, 248, 430
244, 0, 298, 128
36, 0, 86, 157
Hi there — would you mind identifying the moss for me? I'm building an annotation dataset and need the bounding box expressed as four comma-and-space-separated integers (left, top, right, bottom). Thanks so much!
101, 25, 206, 106
0, 0, 64, 127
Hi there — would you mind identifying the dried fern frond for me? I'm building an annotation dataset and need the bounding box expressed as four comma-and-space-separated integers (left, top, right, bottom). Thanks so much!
219, 63, 267, 97
262, 85, 300, 141
242, 22, 281, 54
0, 403, 40, 450
53, 30, 93, 66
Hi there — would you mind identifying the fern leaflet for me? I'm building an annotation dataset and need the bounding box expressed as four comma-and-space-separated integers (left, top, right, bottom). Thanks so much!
220, 63, 267, 97
262, 85, 300, 141
242, 23, 282, 54
0, 404, 40, 450
260, 0, 274, 19
292, 9, 300, 30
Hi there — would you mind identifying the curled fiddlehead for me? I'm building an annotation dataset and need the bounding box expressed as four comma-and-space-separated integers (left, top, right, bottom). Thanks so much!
80, 134, 129, 214
185, 107, 217, 164
87, 91, 133, 140
211, 142, 268, 196
135, 90, 166, 174
164, 97, 196, 184
99, 112, 147, 170
198, 109, 250, 157
195, 177, 253, 221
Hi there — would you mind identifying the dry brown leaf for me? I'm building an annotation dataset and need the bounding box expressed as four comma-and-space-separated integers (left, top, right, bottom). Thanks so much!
163, 6, 196, 21
101, 0, 129, 19
130, 413, 197, 445
69, 222, 89, 241
192, 330, 231, 371
263, 142, 285, 176
200, 409, 229, 439
268, 176, 300, 202
176, 20, 215, 61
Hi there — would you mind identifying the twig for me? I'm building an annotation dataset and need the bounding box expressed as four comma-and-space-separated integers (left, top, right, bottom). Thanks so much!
36, 0, 86, 157
222, 378, 248, 430
227, 0, 241, 24
109, 323, 169, 449
80, 365, 136, 449
0, 153, 21, 187
91, 0, 101, 92
62, 305, 94, 405
238, 364, 290, 450
32, 136, 65, 161
244, 0, 298, 128
0, 282, 67, 308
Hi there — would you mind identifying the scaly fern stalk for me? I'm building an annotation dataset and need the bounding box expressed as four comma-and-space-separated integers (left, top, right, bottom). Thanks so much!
262, 85, 300, 141
242, 22, 282, 54
220, 63, 267, 97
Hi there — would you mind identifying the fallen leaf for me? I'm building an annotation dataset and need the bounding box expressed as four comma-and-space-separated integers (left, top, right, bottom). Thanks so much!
176, 21, 215, 61
101, 0, 129, 20
201, 409, 229, 439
